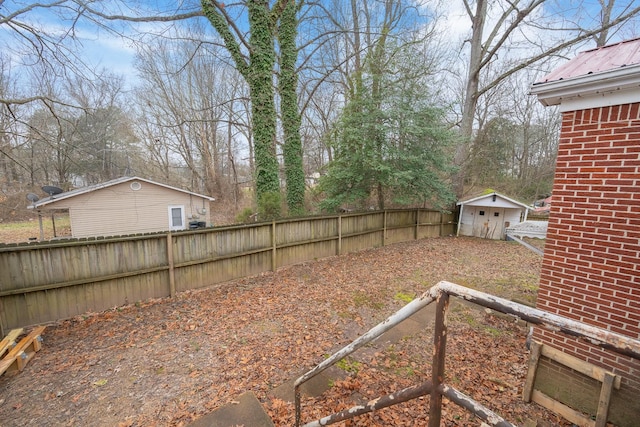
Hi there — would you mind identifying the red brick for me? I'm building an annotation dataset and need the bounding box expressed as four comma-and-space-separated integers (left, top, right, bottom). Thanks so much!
537, 103, 640, 379
560, 131, 586, 138
598, 134, 629, 142
609, 105, 621, 120
620, 104, 631, 119
582, 127, 613, 135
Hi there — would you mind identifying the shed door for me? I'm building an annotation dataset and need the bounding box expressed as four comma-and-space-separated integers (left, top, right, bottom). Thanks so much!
472, 207, 505, 239
168, 205, 185, 231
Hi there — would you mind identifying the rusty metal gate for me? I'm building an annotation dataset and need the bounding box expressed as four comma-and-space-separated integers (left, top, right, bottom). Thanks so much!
294, 281, 640, 427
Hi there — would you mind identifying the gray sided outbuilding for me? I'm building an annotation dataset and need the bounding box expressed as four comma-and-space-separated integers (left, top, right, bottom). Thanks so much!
456, 192, 530, 240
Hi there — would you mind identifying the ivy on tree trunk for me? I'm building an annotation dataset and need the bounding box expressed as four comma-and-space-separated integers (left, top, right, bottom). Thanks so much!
278, 0, 305, 216
202, 0, 281, 216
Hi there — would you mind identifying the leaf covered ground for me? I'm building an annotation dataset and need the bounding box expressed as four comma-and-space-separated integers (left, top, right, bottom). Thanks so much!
0, 236, 568, 426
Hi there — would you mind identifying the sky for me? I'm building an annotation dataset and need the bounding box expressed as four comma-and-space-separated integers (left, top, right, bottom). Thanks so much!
1, 0, 639, 98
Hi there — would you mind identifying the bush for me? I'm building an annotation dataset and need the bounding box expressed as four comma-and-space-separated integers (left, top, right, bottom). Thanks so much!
258, 191, 282, 221
236, 208, 255, 224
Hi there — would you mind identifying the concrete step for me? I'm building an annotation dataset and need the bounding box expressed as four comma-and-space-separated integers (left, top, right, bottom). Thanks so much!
187, 391, 274, 427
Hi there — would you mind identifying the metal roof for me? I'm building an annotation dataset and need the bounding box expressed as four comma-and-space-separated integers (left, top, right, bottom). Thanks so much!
29, 176, 215, 209
536, 38, 640, 84
506, 220, 548, 239
531, 38, 640, 109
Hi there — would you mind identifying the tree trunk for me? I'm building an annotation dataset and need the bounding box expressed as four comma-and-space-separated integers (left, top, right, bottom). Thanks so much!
279, 0, 305, 216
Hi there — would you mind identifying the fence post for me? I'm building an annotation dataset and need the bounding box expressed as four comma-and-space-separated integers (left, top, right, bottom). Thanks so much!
337, 215, 342, 256
383, 210, 387, 246
429, 291, 449, 427
166, 233, 176, 298
271, 221, 277, 271
415, 209, 419, 240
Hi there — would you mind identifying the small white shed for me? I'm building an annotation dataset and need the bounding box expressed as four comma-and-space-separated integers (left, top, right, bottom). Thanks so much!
456, 192, 530, 240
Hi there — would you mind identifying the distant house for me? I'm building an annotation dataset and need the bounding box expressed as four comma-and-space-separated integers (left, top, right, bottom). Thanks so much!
532, 195, 552, 214
28, 177, 215, 238
456, 192, 530, 239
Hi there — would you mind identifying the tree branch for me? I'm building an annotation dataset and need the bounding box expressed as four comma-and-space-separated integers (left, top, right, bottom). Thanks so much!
478, 3, 640, 98
201, 0, 250, 77
72, 1, 203, 22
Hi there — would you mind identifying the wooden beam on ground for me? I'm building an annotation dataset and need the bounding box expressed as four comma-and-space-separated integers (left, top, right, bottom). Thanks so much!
532, 390, 594, 427
0, 328, 23, 359
0, 326, 46, 376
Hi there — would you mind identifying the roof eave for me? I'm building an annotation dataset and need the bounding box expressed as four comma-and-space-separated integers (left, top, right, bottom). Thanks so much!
27, 176, 215, 209
457, 192, 531, 210
530, 63, 640, 107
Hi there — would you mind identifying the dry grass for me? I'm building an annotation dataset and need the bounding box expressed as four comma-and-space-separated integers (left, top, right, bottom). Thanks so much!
0, 215, 71, 244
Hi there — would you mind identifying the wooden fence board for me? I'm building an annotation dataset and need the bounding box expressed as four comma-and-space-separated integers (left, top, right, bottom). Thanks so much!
341, 231, 384, 254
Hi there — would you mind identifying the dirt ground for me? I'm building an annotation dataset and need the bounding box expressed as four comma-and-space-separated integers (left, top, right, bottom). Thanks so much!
0, 237, 567, 426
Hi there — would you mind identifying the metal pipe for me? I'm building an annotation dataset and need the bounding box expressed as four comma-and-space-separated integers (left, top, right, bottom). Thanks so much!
439, 384, 515, 427
428, 291, 449, 427
437, 281, 640, 359
294, 281, 640, 426
301, 380, 433, 427
294, 287, 438, 425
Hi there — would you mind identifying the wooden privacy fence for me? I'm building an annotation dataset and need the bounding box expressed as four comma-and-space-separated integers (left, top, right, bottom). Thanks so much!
0, 209, 455, 333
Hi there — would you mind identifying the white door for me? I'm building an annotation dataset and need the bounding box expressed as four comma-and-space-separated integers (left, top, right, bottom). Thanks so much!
485, 207, 505, 239
472, 207, 505, 239
168, 205, 185, 231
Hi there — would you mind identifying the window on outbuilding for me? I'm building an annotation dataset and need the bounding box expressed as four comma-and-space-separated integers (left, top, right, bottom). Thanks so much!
168, 205, 185, 230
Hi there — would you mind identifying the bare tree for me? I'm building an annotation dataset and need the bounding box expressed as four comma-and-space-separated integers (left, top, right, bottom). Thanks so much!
134, 27, 250, 200
296, 0, 444, 174
454, 0, 640, 194
464, 67, 560, 200
0, 56, 25, 186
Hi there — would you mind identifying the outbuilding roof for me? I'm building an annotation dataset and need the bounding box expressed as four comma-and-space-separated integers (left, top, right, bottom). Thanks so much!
28, 176, 215, 209
457, 192, 531, 210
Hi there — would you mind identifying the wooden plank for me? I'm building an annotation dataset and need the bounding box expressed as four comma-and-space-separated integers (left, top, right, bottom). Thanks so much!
0, 265, 170, 297
541, 344, 621, 389
167, 233, 176, 298
271, 221, 277, 272
0, 328, 23, 358
594, 372, 615, 427
0, 326, 46, 376
532, 390, 594, 427
522, 340, 542, 402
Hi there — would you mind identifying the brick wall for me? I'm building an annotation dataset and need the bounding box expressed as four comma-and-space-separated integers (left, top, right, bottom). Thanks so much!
534, 103, 640, 425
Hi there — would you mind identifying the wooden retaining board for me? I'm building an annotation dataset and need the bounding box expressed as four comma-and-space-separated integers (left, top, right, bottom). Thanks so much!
0, 326, 46, 376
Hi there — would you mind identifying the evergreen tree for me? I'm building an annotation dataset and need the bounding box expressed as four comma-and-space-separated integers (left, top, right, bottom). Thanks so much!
320, 77, 457, 211
319, 35, 457, 212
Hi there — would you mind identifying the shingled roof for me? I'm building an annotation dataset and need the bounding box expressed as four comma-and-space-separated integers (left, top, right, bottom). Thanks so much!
29, 176, 215, 210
